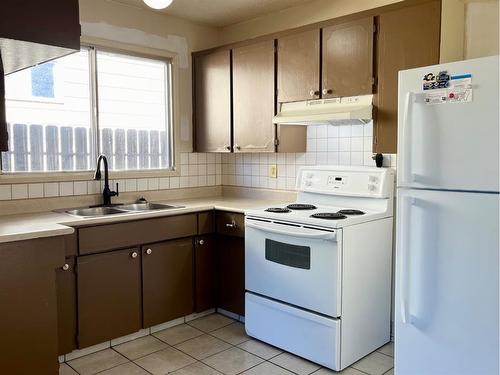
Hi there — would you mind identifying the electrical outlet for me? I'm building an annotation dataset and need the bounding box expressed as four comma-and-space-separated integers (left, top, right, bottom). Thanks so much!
269, 164, 277, 178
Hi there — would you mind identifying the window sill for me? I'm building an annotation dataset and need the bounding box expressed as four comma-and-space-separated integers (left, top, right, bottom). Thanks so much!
0, 168, 181, 184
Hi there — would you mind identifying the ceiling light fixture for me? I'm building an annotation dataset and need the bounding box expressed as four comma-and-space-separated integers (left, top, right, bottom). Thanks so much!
143, 0, 173, 10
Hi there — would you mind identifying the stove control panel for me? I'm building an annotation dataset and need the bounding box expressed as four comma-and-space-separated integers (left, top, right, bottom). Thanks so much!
298, 167, 394, 198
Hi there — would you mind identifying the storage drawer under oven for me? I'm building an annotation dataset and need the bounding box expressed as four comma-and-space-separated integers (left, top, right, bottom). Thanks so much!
245, 217, 342, 317
245, 292, 341, 371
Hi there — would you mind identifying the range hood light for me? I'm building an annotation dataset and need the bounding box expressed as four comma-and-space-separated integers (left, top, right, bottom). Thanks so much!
143, 0, 173, 9
273, 95, 373, 126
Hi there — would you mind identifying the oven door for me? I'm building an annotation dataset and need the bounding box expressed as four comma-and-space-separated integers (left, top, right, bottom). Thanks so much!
245, 217, 342, 317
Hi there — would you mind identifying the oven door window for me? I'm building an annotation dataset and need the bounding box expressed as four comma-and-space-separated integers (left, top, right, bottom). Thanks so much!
265, 239, 311, 270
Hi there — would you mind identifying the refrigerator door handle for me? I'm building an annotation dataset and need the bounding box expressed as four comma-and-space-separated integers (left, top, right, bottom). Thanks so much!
401, 92, 415, 185
399, 195, 415, 324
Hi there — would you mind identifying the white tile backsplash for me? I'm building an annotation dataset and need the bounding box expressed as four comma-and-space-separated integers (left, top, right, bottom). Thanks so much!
0, 122, 396, 201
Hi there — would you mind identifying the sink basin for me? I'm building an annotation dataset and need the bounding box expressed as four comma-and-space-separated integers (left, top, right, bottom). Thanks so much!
63, 202, 184, 217
65, 206, 125, 217
119, 203, 184, 211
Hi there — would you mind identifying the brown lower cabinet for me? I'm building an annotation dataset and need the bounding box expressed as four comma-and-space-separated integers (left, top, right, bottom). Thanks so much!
56, 257, 77, 355
194, 235, 217, 312
0, 236, 66, 375
142, 238, 194, 327
216, 235, 245, 316
77, 248, 142, 348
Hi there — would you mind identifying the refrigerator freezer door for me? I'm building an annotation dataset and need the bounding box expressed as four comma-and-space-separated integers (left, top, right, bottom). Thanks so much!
397, 55, 499, 192
395, 188, 499, 375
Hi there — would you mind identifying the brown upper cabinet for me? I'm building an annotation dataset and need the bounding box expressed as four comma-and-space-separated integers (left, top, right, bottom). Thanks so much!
0, 0, 81, 74
277, 29, 321, 102
194, 50, 232, 153
233, 40, 276, 153
375, 0, 441, 153
322, 17, 375, 98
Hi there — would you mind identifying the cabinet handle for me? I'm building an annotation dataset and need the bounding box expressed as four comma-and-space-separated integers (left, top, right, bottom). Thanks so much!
62, 263, 70, 271
309, 90, 319, 97
224, 145, 231, 151
198, 239, 205, 245
234, 145, 241, 151
226, 221, 237, 228
131, 251, 138, 259
146, 248, 152, 255
322, 88, 333, 95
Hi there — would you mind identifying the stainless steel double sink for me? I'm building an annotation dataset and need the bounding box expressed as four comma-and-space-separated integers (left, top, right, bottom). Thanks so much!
65, 202, 184, 218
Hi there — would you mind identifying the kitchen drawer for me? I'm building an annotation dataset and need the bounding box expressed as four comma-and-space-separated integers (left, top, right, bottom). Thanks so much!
198, 211, 215, 235
78, 214, 197, 255
246, 292, 340, 370
216, 211, 245, 237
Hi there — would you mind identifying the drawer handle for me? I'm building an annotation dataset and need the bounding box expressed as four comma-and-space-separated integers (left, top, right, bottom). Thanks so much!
131, 251, 138, 259
226, 221, 237, 228
198, 239, 205, 245
146, 248, 153, 255
62, 263, 70, 271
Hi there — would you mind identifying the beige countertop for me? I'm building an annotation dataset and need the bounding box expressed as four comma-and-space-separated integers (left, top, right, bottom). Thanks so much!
0, 195, 291, 244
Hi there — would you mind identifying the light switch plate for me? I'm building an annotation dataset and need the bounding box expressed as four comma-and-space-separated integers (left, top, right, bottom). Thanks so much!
269, 164, 277, 178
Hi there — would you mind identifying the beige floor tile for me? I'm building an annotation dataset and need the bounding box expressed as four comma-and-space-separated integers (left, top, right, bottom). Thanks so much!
175, 334, 232, 360
171, 361, 223, 374
383, 369, 394, 375
211, 322, 250, 345
113, 335, 168, 360
351, 351, 394, 375
241, 361, 295, 375
270, 353, 321, 375
188, 313, 235, 332
59, 363, 78, 375
67, 348, 128, 375
154, 323, 204, 345
313, 367, 366, 374
376, 342, 394, 357
97, 362, 150, 374
202, 347, 264, 375
237, 339, 283, 360
134, 347, 196, 375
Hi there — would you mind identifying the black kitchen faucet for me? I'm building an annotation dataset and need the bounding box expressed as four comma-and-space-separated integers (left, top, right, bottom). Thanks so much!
94, 155, 119, 206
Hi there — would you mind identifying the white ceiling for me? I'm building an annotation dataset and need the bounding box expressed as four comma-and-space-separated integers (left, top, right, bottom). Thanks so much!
112, 0, 315, 27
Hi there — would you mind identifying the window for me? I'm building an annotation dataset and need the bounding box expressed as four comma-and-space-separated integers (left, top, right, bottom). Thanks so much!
1, 47, 173, 173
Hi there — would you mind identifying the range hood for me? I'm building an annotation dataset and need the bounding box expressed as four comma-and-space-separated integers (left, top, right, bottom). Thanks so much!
273, 94, 373, 125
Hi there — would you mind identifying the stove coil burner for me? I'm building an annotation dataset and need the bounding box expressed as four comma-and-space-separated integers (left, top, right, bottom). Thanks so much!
310, 212, 347, 220
265, 207, 291, 213
286, 204, 317, 210
337, 209, 365, 215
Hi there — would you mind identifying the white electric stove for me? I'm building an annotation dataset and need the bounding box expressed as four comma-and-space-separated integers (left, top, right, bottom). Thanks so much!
244, 166, 395, 371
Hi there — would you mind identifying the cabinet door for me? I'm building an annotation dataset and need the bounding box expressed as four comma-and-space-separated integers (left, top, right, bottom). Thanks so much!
322, 17, 374, 98
0, 236, 65, 375
195, 235, 216, 313
233, 40, 275, 153
217, 235, 245, 316
56, 257, 77, 355
375, 1, 440, 153
277, 29, 320, 102
0, 57, 7, 151
142, 238, 194, 327
77, 249, 142, 348
194, 50, 232, 152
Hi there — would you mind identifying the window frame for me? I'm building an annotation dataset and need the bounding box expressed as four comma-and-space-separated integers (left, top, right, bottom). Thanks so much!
0, 43, 177, 181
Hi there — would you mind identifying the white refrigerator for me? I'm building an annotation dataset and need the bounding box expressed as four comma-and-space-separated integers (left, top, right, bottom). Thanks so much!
395, 55, 499, 375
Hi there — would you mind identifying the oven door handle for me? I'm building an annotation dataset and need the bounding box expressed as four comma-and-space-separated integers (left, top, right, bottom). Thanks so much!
246, 220, 336, 240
